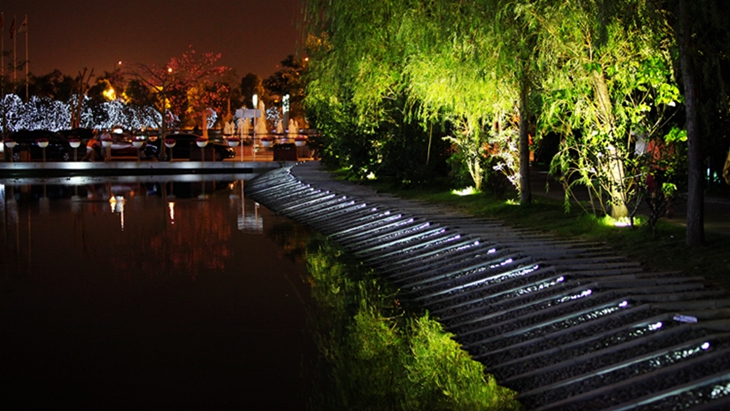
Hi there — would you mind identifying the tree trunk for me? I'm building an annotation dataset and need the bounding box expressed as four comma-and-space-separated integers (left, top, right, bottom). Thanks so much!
71, 68, 93, 130
202, 111, 209, 140
519, 77, 532, 205
159, 105, 167, 160
678, 0, 705, 246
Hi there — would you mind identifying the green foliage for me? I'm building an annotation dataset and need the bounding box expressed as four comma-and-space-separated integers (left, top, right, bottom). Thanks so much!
405, 314, 518, 410
303, 0, 730, 223
304, 0, 514, 189
304, 236, 520, 411
536, 0, 679, 218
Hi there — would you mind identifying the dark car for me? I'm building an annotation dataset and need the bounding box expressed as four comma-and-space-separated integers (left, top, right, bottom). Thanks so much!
159, 133, 236, 161
6, 130, 75, 162
59, 128, 159, 160
105, 133, 159, 160
58, 128, 95, 141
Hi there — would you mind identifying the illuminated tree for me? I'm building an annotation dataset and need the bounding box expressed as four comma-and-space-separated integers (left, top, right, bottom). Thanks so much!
302, 0, 730, 234
534, 0, 679, 220
86, 78, 117, 127
164, 47, 230, 138
304, 0, 535, 191
305, 0, 450, 183
401, 0, 502, 192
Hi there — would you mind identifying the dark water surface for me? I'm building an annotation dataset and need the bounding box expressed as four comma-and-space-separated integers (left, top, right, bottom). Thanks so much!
1, 177, 316, 410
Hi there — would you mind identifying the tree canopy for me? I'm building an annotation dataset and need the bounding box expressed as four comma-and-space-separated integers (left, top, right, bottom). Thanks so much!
303, 0, 730, 244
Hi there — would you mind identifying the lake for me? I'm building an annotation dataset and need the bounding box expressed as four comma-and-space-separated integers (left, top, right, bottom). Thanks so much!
0, 176, 317, 410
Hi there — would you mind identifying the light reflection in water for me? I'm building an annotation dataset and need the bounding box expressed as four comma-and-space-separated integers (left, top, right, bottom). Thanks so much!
0, 177, 317, 410
168, 201, 175, 224
303, 235, 520, 410
109, 195, 125, 231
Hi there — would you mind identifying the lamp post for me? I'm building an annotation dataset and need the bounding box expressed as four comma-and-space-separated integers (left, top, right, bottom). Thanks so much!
159, 67, 172, 161
196, 138, 208, 162
164, 138, 176, 162
69, 138, 81, 161
133, 138, 144, 162
4, 139, 16, 162
37, 139, 49, 162
252, 93, 258, 162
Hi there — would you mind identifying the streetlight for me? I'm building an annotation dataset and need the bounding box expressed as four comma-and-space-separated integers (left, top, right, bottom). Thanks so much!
159, 67, 172, 161
252, 93, 258, 162
4, 139, 17, 162
283, 94, 290, 138
69, 138, 81, 161
133, 138, 144, 162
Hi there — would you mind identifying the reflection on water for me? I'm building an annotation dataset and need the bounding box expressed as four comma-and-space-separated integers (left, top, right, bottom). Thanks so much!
303, 236, 520, 411
0, 178, 278, 279
0, 177, 316, 410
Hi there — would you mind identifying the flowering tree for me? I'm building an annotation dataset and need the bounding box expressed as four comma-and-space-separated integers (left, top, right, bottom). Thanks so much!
165, 47, 230, 138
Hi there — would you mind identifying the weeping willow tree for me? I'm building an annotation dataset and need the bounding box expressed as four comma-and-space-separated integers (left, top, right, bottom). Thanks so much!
305, 0, 525, 191
303, 0, 415, 179
534, 0, 679, 219
401, 0, 509, 192
303, 0, 681, 210
397, 0, 542, 197
305, 0, 546, 197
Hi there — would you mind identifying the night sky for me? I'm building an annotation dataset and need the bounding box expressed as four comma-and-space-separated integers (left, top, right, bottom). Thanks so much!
2, 0, 304, 80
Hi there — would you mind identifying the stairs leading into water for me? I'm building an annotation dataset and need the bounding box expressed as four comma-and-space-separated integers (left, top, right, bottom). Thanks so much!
245, 162, 730, 411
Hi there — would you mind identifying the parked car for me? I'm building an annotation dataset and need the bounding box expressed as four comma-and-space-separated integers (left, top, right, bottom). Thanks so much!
58, 128, 95, 141
6, 130, 75, 162
159, 133, 236, 161
103, 138, 159, 160
68, 129, 159, 160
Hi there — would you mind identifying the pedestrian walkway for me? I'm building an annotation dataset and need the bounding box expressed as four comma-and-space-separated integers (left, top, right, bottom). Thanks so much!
0, 156, 311, 180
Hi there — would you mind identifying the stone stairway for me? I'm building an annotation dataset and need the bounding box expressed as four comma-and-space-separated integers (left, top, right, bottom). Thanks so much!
245, 162, 730, 411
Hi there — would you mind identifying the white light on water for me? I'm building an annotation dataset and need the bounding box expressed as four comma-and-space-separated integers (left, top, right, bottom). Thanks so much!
168, 202, 175, 225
